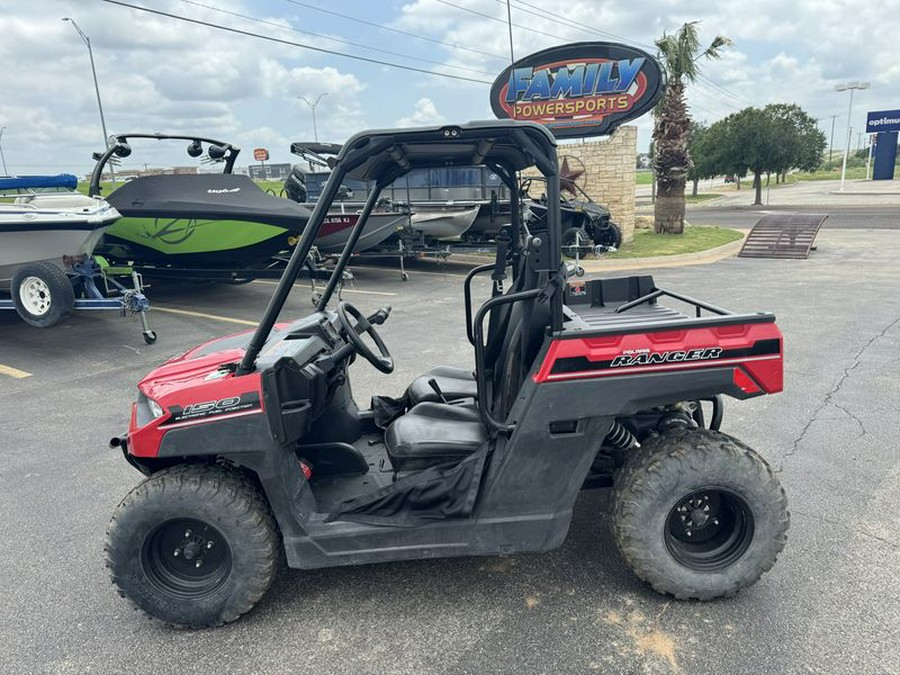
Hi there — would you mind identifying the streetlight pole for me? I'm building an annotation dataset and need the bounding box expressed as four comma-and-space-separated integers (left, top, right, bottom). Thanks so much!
828, 114, 837, 163
63, 17, 115, 183
0, 127, 8, 175
835, 81, 870, 191
298, 93, 329, 143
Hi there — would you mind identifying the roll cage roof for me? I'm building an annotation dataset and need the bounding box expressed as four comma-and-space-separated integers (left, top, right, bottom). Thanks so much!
237, 119, 563, 375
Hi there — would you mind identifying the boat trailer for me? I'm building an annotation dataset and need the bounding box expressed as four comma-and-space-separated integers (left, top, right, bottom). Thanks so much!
1, 256, 157, 344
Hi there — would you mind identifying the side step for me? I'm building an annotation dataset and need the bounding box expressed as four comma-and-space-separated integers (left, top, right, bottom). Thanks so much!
738, 214, 827, 259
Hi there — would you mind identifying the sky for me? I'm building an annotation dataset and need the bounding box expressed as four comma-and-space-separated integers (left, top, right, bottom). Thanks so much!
1, 0, 897, 178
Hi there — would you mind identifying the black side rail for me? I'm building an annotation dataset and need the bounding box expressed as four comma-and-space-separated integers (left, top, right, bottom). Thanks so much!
473, 288, 542, 434
463, 263, 496, 346
614, 287, 732, 318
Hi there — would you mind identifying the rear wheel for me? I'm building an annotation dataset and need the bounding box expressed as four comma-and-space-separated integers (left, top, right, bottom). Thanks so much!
612, 429, 788, 600
106, 464, 279, 628
11, 262, 75, 328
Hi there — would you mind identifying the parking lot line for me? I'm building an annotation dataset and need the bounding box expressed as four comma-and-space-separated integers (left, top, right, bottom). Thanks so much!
0, 363, 32, 379
351, 265, 470, 279
252, 280, 397, 297
153, 306, 257, 326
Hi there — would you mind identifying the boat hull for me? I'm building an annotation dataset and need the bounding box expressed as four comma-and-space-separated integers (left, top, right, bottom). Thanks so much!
409, 204, 479, 241
315, 212, 408, 254
98, 217, 297, 269
0, 197, 118, 285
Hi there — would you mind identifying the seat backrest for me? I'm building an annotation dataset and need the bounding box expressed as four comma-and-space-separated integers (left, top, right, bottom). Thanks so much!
483, 241, 552, 421
483, 246, 527, 370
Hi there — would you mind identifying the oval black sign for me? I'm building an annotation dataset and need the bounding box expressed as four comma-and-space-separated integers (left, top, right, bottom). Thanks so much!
490, 42, 666, 139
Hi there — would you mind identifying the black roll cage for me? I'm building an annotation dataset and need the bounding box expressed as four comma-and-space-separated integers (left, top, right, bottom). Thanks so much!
88, 133, 240, 197
236, 121, 565, 382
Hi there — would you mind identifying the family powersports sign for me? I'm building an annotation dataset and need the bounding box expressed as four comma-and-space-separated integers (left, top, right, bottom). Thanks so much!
490, 42, 665, 139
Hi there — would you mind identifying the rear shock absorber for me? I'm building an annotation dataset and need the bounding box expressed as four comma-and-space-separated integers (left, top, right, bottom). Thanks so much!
604, 420, 639, 450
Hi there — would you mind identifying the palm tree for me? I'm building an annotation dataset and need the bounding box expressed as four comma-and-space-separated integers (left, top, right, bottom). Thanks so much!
653, 22, 730, 234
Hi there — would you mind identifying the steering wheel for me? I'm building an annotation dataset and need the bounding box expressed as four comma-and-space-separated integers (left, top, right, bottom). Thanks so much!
337, 301, 394, 373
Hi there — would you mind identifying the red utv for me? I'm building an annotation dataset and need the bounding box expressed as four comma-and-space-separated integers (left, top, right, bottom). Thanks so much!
106, 121, 788, 628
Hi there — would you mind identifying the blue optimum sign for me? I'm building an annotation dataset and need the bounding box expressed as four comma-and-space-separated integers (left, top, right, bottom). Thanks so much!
866, 109, 900, 134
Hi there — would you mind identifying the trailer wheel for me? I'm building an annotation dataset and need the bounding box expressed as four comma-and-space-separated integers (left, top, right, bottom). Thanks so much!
106, 464, 280, 628
612, 429, 789, 600
11, 262, 75, 328
561, 226, 588, 258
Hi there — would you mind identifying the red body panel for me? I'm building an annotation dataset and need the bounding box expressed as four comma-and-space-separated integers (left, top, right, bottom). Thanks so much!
126, 326, 287, 458
534, 322, 783, 395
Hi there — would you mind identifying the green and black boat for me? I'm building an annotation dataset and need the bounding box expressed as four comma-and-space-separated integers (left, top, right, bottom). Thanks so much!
89, 134, 404, 281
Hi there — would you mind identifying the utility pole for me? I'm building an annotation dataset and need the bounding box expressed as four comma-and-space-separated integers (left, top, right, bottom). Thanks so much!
0, 126, 8, 175
505, 0, 515, 119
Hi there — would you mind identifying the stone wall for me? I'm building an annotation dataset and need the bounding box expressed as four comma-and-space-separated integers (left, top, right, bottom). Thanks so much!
561, 125, 637, 242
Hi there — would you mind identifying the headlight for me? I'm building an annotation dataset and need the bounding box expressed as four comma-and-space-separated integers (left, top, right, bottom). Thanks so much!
136, 390, 167, 426
147, 397, 165, 419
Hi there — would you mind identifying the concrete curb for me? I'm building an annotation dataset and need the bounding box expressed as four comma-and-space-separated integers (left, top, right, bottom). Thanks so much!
828, 190, 900, 196
577, 231, 747, 272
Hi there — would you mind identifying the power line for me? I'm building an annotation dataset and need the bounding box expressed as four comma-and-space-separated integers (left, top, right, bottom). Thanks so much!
434, 0, 576, 45
280, 0, 509, 63
178, 0, 496, 77
101, 1, 493, 85
499, 0, 752, 112
506, 0, 654, 49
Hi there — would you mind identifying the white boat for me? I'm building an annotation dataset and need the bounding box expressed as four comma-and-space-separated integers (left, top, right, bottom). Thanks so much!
0, 184, 119, 283
409, 203, 479, 241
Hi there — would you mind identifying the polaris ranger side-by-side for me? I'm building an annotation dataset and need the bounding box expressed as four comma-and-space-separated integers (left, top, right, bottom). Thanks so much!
106, 121, 789, 628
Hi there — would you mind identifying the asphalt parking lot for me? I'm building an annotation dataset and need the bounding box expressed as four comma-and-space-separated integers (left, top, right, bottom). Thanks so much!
1, 228, 898, 675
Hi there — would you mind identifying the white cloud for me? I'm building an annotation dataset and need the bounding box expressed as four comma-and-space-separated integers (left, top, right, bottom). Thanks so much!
396, 98, 446, 127
0, 0, 896, 176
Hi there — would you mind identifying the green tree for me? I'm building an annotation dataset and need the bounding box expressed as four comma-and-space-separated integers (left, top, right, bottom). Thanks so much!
686, 121, 719, 195
709, 105, 824, 205
653, 21, 731, 234
763, 103, 826, 181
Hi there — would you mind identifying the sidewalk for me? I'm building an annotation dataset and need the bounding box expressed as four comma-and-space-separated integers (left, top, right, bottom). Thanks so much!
636, 178, 900, 208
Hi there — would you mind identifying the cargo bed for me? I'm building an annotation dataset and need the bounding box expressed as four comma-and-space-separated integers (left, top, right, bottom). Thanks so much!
562, 275, 775, 336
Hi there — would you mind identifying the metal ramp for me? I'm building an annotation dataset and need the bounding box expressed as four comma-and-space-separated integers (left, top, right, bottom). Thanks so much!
738, 214, 826, 259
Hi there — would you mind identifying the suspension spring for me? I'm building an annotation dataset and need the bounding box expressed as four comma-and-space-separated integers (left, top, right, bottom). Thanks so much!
605, 421, 639, 450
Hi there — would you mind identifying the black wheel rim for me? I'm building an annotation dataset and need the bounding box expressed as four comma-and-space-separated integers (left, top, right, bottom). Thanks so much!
664, 488, 754, 572
142, 518, 232, 599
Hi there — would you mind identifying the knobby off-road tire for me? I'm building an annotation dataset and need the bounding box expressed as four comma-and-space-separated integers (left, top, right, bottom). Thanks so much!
612, 429, 789, 600
106, 464, 280, 628
594, 221, 623, 250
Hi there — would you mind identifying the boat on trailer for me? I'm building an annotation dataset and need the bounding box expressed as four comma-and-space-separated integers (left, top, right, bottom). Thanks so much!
90, 134, 401, 280
0, 178, 117, 285
289, 142, 490, 243
0, 175, 154, 341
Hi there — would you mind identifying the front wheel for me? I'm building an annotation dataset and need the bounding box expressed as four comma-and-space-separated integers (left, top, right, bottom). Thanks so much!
612, 429, 788, 600
106, 464, 280, 628
593, 221, 623, 249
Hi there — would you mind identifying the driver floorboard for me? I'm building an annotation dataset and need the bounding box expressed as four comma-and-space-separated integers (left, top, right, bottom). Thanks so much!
308, 434, 395, 510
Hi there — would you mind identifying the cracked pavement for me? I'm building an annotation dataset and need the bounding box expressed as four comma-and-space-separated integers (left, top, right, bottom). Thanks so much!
0, 228, 898, 674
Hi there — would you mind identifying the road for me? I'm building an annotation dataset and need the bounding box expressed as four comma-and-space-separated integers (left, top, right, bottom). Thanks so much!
0, 229, 898, 674
684, 204, 900, 230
